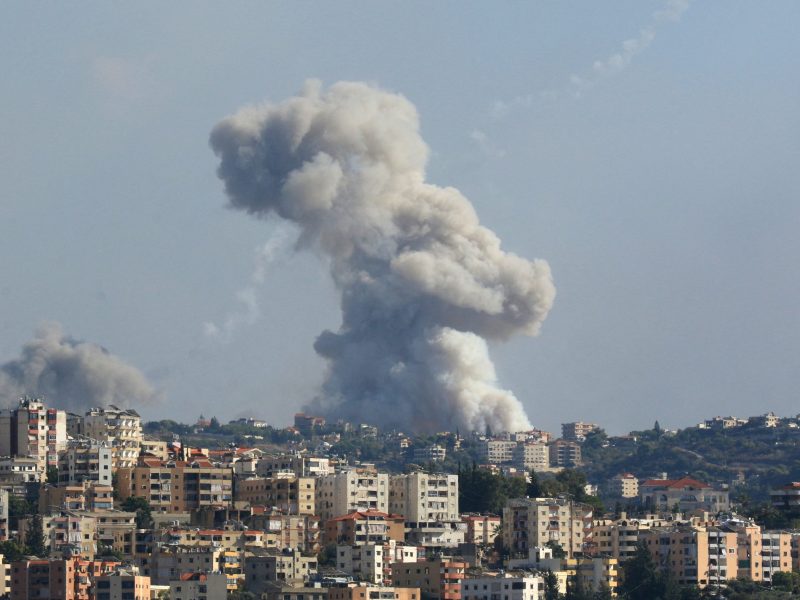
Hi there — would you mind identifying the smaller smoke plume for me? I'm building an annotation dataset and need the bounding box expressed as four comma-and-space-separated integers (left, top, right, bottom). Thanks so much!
0, 322, 159, 413
203, 228, 289, 343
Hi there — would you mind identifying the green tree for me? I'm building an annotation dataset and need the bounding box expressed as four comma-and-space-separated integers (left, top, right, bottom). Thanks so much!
46, 467, 59, 484
0, 540, 27, 562
543, 569, 560, 600
545, 540, 566, 559
121, 496, 153, 529
25, 514, 48, 557
619, 543, 665, 600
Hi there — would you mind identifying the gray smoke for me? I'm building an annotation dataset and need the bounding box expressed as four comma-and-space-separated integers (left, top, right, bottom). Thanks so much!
0, 322, 159, 413
210, 81, 555, 433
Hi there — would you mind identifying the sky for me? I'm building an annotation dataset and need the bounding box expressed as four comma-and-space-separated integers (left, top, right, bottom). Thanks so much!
1, 1, 799, 435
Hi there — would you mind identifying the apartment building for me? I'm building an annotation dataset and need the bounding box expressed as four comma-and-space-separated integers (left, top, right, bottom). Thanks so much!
639, 477, 730, 513
248, 512, 322, 554
641, 526, 738, 588
548, 440, 581, 468
10, 558, 120, 600
391, 557, 466, 600
389, 473, 459, 525
316, 469, 389, 523
413, 445, 447, 463
58, 439, 112, 486
591, 514, 675, 561
461, 574, 544, 600
81, 407, 143, 469
770, 482, 800, 509
460, 514, 500, 546
19, 512, 98, 559
483, 440, 517, 464
95, 567, 151, 600
258, 454, 331, 478
327, 583, 420, 600
234, 474, 315, 514
116, 456, 233, 513
609, 473, 639, 498
503, 498, 593, 558
169, 572, 228, 600
324, 509, 405, 546
0, 397, 67, 473
40, 482, 115, 513
336, 543, 387, 584
561, 422, 598, 441
512, 442, 548, 472
244, 549, 318, 595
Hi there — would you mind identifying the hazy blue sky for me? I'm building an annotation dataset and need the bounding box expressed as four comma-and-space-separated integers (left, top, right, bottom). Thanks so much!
1, 1, 798, 434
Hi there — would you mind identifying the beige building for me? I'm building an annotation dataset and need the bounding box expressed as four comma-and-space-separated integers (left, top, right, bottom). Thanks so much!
0, 397, 67, 473
389, 472, 459, 526
513, 442, 548, 472
639, 476, 730, 513
244, 550, 318, 595
391, 557, 466, 600
483, 440, 517, 464
234, 474, 315, 514
328, 583, 420, 600
609, 473, 639, 498
316, 468, 389, 522
461, 515, 501, 546
641, 526, 738, 588
462, 574, 544, 600
258, 454, 331, 478
503, 498, 593, 558
82, 407, 143, 469
19, 512, 98, 560
548, 440, 581, 468
116, 456, 233, 512
561, 422, 598, 441
95, 567, 151, 600
169, 571, 228, 600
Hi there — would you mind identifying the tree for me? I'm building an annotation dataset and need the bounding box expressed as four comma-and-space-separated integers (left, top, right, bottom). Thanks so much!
545, 540, 566, 559
46, 467, 59, 484
619, 543, 665, 600
543, 569, 560, 600
0, 540, 26, 562
25, 514, 48, 557
121, 496, 153, 529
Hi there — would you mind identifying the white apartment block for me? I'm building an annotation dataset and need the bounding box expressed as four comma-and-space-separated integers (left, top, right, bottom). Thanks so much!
504, 498, 593, 559
82, 407, 143, 469
513, 442, 548, 471
57, 439, 113, 486
337, 543, 386, 584
609, 473, 639, 498
462, 574, 544, 600
0, 397, 67, 473
316, 469, 389, 523
258, 454, 331, 478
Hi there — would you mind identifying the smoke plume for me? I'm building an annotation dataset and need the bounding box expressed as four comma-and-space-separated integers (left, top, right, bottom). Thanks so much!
210, 81, 555, 433
0, 322, 159, 413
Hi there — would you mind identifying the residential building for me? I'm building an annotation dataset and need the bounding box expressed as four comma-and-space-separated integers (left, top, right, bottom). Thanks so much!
512, 442, 548, 472
391, 556, 466, 600
294, 414, 326, 437
139, 439, 168, 460
609, 473, 639, 499
461, 515, 501, 546
82, 407, 143, 469
325, 509, 405, 546
327, 583, 420, 600
639, 477, 730, 513
95, 567, 151, 600
641, 526, 738, 588
0, 488, 8, 540
234, 474, 315, 514
9, 558, 119, 600
503, 497, 593, 558
169, 572, 228, 600
336, 543, 386, 584
19, 512, 98, 560
0, 397, 67, 473
58, 439, 112, 486
115, 456, 233, 513
244, 550, 318, 596
575, 557, 618, 596
461, 574, 543, 600
0, 456, 41, 483
248, 512, 322, 554
770, 482, 800, 509
316, 468, 389, 522
258, 454, 331, 478
548, 440, 581, 468
413, 445, 447, 463
482, 440, 517, 464
561, 422, 598, 441
390, 472, 462, 548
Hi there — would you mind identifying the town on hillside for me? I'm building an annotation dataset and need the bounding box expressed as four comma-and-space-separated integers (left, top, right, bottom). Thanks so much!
1, 397, 800, 599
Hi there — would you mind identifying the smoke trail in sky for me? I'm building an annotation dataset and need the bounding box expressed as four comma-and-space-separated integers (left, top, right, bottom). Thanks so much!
203, 228, 289, 343
0, 322, 159, 412
210, 81, 555, 433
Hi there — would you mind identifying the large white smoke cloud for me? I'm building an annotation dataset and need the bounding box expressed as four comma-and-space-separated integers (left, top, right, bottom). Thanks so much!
210, 81, 555, 432
0, 322, 159, 413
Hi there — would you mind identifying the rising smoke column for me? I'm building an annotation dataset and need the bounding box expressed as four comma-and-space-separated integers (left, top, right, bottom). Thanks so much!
0, 322, 159, 412
210, 81, 555, 433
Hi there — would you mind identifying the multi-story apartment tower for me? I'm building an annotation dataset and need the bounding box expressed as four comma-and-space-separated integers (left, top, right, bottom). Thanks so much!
513, 442, 548, 471
389, 472, 459, 527
561, 422, 598, 441
82, 407, 143, 469
0, 397, 67, 473
503, 497, 593, 558
234, 474, 315, 515
316, 468, 389, 523
57, 438, 113, 486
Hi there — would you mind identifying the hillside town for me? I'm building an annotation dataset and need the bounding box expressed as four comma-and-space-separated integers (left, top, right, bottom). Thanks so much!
0, 398, 800, 599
